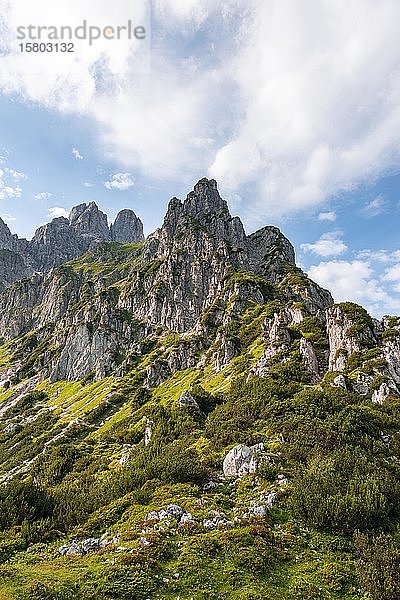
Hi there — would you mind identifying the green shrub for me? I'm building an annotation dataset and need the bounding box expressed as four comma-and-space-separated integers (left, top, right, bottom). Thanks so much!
80, 565, 156, 600
354, 532, 400, 600
291, 448, 399, 533
0, 479, 53, 530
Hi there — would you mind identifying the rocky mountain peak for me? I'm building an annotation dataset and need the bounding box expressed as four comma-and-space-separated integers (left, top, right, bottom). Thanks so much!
32, 217, 69, 243
159, 179, 246, 253
68, 203, 88, 223
247, 225, 296, 278
185, 178, 229, 217
0, 217, 14, 251
111, 209, 144, 243
68, 201, 109, 240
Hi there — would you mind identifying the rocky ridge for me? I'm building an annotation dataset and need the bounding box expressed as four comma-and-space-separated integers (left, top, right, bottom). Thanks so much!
0, 178, 398, 401
0, 202, 144, 288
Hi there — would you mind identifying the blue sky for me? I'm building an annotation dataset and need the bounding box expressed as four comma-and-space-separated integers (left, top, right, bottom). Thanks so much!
1, 0, 400, 317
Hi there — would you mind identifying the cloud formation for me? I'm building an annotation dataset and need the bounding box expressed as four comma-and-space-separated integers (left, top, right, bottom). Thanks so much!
72, 148, 84, 161
35, 192, 53, 201
318, 211, 337, 222
104, 172, 135, 191
308, 248, 400, 317
362, 195, 386, 217
48, 206, 68, 218
1, 0, 400, 222
301, 231, 347, 257
0, 168, 23, 200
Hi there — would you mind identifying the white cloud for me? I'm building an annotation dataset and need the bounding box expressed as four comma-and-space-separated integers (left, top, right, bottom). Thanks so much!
0, 213, 16, 222
318, 211, 336, 222
35, 192, 53, 201
83, 182, 94, 188
0, 168, 23, 200
362, 194, 386, 217
209, 1, 400, 219
1, 1, 400, 220
48, 206, 68, 219
0, 185, 22, 200
301, 231, 347, 257
382, 262, 400, 292
4, 168, 26, 180
104, 172, 135, 191
72, 147, 84, 161
308, 259, 400, 317
357, 249, 400, 263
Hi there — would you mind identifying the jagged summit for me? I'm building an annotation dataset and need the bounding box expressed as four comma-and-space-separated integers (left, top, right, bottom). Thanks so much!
0, 217, 19, 252
110, 209, 144, 243
158, 178, 296, 285
185, 177, 229, 217
160, 179, 246, 257
164, 178, 227, 218
67, 201, 109, 239
0, 178, 326, 349
0, 217, 12, 245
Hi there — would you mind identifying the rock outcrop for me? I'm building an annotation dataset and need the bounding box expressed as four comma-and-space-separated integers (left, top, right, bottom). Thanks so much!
223, 443, 267, 477
326, 304, 377, 371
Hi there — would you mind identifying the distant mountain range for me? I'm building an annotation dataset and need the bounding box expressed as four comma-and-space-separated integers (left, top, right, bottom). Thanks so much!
0, 202, 144, 289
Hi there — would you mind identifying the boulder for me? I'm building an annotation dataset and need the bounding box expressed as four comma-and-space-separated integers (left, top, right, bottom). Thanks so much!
372, 381, 397, 404
81, 538, 100, 554
352, 371, 374, 395
248, 504, 269, 518
222, 443, 265, 477
333, 374, 347, 389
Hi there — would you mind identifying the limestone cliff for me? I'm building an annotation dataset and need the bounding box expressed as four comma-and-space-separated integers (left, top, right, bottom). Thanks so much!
0, 178, 397, 405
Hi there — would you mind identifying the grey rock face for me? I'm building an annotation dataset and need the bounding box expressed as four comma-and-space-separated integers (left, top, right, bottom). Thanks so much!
253, 313, 291, 377
326, 305, 377, 371
0, 218, 19, 252
222, 443, 265, 477
0, 249, 33, 289
333, 374, 347, 389
382, 338, 400, 385
69, 202, 109, 239
126, 178, 304, 334
178, 390, 200, 411
119, 445, 132, 466
352, 371, 374, 395
247, 225, 295, 282
299, 337, 320, 382
111, 209, 144, 243
29, 217, 89, 271
371, 380, 398, 404
144, 419, 153, 446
